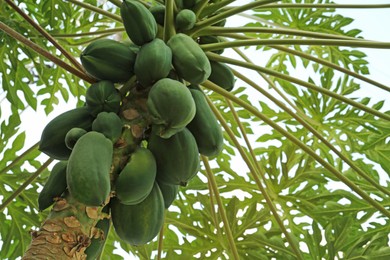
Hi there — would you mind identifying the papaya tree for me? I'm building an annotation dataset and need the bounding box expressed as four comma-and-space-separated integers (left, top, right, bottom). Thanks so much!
1, 0, 390, 259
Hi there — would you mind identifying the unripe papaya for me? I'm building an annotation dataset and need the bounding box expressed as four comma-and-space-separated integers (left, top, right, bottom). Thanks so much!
38, 161, 68, 211
157, 181, 178, 209
175, 9, 196, 31
167, 33, 211, 85
199, 35, 224, 54
150, 5, 165, 26
85, 205, 110, 260
147, 78, 196, 138
39, 107, 94, 160
115, 147, 157, 205
80, 39, 136, 83
134, 39, 172, 87
65, 127, 88, 150
86, 80, 121, 117
67, 131, 113, 206
148, 128, 200, 186
111, 182, 164, 246
208, 61, 235, 91
121, 0, 157, 46
92, 112, 123, 143
187, 87, 224, 157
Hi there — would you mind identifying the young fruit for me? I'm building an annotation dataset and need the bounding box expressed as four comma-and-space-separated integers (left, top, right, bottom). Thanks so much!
175, 9, 196, 31
115, 147, 157, 205
80, 39, 136, 83
208, 61, 235, 91
150, 5, 165, 26
92, 112, 123, 143
67, 131, 113, 206
64, 127, 88, 150
85, 80, 121, 117
146, 78, 196, 138
39, 107, 94, 160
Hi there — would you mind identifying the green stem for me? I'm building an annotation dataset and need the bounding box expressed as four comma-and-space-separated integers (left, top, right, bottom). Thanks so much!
0, 158, 53, 212
0, 142, 39, 175
0, 22, 95, 83
164, 0, 176, 41
201, 156, 240, 260
64, 0, 122, 22
206, 52, 390, 121
107, 0, 122, 8
203, 80, 390, 219
49, 28, 124, 38
192, 0, 210, 18
65, 33, 114, 46
5, 0, 85, 73
258, 3, 390, 9
157, 213, 165, 260
198, 0, 235, 19
231, 68, 390, 197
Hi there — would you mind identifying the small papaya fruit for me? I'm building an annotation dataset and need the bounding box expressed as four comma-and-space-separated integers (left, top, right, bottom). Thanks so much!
86, 80, 121, 117
150, 5, 165, 26
92, 112, 123, 143
147, 78, 196, 138
121, 0, 157, 46
80, 39, 136, 83
168, 33, 211, 85
38, 161, 68, 211
148, 128, 200, 186
175, 9, 196, 31
67, 131, 113, 206
65, 127, 88, 150
115, 147, 157, 205
134, 38, 172, 87
111, 182, 164, 246
208, 61, 235, 91
157, 181, 178, 209
39, 107, 94, 160
198, 35, 224, 54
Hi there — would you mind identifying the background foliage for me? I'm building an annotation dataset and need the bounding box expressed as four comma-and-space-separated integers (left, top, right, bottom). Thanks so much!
1, 0, 389, 259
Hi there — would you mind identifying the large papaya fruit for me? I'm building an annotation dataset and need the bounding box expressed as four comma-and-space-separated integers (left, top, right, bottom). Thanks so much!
121, 0, 157, 46
85, 205, 110, 260
187, 87, 224, 157
111, 182, 164, 246
134, 38, 172, 87
208, 61, 235, 91
86, 80, 121, 117
115, 147, 157, 205
148, 128, 200, 186
167, 33, 211, 85
157, 181, 178, 209
39, 107, 94, 160
38, 161, 68, 211
80, 39, 136, 83
175, 9, 196, 31
146, 78, 196, 138
92, 112, 123, 143
67, 131, 113, 206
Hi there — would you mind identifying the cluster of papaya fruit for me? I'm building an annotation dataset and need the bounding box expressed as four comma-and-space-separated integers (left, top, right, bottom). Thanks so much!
37, 0, 236, 255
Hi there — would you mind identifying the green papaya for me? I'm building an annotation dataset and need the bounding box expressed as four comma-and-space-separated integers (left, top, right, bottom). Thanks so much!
134, 38, 172, 87
111, 182, 164, 246
38, 161, 68, 211
80, 39, 136, 83
198, 35, 224, 54
146, 78, 196, 138
157, 181, 178, 209
67, 131, 113, 206
148, 128, 200, 186
65, 128, 88, 150
85, 205, 110, 260
208, 61, 235, 91
187, 87, 223, 157
115, 147, 157, 205
92, 112, 123, 143
39, 107, 94, 160
150, 5, 165, 26
167, 33, 211, 85
86, 80, 121, 117
175, 9, 196, 31
121, 0, 157, 46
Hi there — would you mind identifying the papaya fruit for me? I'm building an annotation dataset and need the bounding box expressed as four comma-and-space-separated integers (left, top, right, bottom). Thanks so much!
67, 131, 113, 206
65, 128, 88, 150
175, 9, 196, 31
146, 78, 196, 138
134, 38, 172, 87
208, 61, 235, 91
80, 39, 136, 83
92, 112, 123, 143
86, 80, 121, 117
111, 182, 164, 246
115, 147, 157, 205
39, 107, 94, 160
121, 0, 157, 46
85, 205, 110, 260
38, 161, 68, 211
150, 5, 165, 26
198, 35, 224, 54
148, 127, 200, 186
157, 181, 178, 209
187, 87, 224, 157
167, 33, 211, 85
